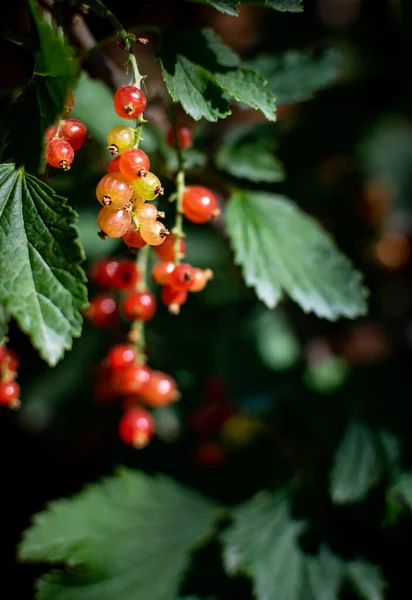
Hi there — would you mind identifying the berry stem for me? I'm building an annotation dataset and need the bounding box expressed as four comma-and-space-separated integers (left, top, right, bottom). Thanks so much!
128, 242, 150, 363
133, 114, 147, 149
88, 0, 143, 88
169, 105, 186, 265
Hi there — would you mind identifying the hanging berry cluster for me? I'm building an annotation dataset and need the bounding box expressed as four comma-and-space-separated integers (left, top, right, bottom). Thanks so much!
0, 345, 20, 409
44, 92, 88, 170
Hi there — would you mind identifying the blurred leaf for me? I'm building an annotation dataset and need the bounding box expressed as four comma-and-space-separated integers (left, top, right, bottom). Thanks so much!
157, 29, 275, 121
0, 306, 9, 341
226, 190, 368, 320
19, 470, 220, 600
223, 491, 381, 600
5, 0, 78, 171
390, 472, 412, 510
251, 308, 300, 371
330, 422, 399, 504
216, 124, 284, 182
72, 72, 156, 154
0, 164, 87, 366
304, 355, 349, 394
245, 49, 342, 105
346, 560, 385, 600
185, 0, 303, 14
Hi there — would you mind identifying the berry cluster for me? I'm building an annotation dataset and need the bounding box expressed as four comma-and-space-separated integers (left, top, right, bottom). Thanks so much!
152, 235, 213, 314
0, 345, 20, 409
45, 92, 88, 171
96, 85, 168, 247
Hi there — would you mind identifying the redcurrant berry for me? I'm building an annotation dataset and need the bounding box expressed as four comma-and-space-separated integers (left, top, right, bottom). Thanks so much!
155, 234, 186, 262
97, 207, 131, 238
112, 363, 151, 395
45, 138, 74, 170
108, 156, 122, 173
118, 407, 154, 448
182, 186, 220, 224
0, 380, 20, 408
96, 173, 133, 210
107, 126, 135, 154
90, 257, 120, 288
122, 223, 147, 248
140, 370, 180, 407
107, 344, 137, 369
84, 294, 118, 327
112, 260, 140, 290
134, 203, 163, 222
166, 124, 193, 150
122, 290, 157, 321
152, 261, 175, 286
139, 221, 169, 246
161, 285, 188, 314
168, 263, 194, 292
133, 172, 163, 201
60, 118, 87, 151
119, 148, 150, 180
114, 86, 147, 119
189, 268, 213, 292
62, 91, 74, 116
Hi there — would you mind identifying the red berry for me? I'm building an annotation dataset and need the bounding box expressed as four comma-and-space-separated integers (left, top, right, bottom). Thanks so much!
122, 290, 157, 321
45, 138, 74, 170
5, 349, 19, 372
0, 380, 20, 407
189, 268, 213, 292
112, 260, 140, 290
97, 207, 131, 238
119, 148, 150, 180
114, 86, 147, 119
161, 285, 188, 314
139, 221, 169, 246
166, 124, 193, 150
90, 258, 120, 288
122, 223, 147, 248
84, 294, 118, 327
155, 234, 186, 262
107, 344, 137, 369
152, 261, 175, 286
168, 263, 194, 291
194, 441, 225, 469
182, 186, 220, 224
140, 370, 180, 407
60, 118, 87, 151
108, 156, 122, 173
112, 364, 151, 395
118, 407, 154, 448
62, 91, 74, 116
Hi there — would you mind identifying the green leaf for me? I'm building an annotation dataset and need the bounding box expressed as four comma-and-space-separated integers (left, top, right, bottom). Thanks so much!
390, 472, 412, 510
223, 491, 384, 600
251, 308, 300, 371
245, 49, 341, 105
0, 306, 9, 342
347, 560, 385, 600
19, 469, 220, 600
225, 190, 367, 320
184, 0, 303, 14
0, 164, 87, 366
157, 29, 275, 122
5, 0, 78, 171
216, 124, 284, 182
248, 0, 303, 11
330, 422, 399, 504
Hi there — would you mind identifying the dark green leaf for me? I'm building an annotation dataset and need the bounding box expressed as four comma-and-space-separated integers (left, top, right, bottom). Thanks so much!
158, 29, 274, 122
330, 422, 399, 504
223, 491, 384, 600
0, 164, 87, 366
245, 49, 341, 105
5, 0, 78, 171
19, 469, 220, 600
390, 472, 412, 510
0, 305, 9, 342
216, 124, 284, 182
184, 0, 303, 14
225, 190, 368, 320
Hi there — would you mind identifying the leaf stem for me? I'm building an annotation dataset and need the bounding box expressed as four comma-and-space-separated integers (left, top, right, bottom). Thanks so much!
169, 105, 186, 265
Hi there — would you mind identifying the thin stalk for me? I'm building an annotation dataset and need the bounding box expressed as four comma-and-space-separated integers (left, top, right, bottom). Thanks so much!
169, 105, 186, 265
